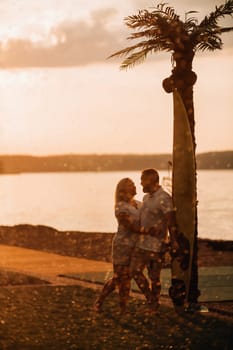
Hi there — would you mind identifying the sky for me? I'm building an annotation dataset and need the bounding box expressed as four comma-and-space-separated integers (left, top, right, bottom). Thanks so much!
0, 0, 232, 155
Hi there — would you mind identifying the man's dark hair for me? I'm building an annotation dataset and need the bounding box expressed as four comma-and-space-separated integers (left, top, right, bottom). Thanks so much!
141, 168, 159, 183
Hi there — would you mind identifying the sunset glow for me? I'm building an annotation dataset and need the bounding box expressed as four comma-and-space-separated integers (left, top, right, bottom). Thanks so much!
0, 0, 232, 155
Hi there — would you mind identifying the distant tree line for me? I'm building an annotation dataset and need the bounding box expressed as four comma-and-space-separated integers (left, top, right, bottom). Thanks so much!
0, 151, 232, 174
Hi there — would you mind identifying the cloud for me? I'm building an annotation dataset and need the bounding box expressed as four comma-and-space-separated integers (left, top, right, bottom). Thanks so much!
0, 4, 232, 68
0, 8, 124, 68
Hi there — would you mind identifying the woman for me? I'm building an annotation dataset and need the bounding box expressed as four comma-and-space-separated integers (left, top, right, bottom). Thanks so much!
93, 177, 141, 314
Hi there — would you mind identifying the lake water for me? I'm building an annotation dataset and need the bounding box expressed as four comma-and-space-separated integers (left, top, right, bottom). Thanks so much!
0, 170, 232, 240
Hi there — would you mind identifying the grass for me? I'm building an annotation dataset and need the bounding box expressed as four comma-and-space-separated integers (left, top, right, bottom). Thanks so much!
0, 284, 232, 350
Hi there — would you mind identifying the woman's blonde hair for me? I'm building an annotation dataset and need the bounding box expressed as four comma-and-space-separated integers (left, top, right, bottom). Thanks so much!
115, 177, 134, 204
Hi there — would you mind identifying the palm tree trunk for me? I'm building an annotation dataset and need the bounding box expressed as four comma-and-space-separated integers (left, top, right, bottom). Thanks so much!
163, 48, 200, 304
178, 84, 200, 304
166, 46, 199, 303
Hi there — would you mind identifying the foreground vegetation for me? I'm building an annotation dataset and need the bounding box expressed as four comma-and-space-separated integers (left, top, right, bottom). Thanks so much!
0, 283, 232, 350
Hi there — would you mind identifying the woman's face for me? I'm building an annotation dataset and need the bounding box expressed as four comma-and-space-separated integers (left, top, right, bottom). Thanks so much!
124, 180, 136, 198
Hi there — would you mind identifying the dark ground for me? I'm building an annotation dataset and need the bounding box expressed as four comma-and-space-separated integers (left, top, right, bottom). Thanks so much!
0, 283, 232, 350
0, 226, 232, 350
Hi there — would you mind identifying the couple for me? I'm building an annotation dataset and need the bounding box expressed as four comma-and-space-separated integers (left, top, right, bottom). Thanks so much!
94, 168, 183, 314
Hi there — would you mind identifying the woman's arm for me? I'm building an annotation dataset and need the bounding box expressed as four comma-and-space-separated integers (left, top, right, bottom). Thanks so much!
116, 212, 140, 233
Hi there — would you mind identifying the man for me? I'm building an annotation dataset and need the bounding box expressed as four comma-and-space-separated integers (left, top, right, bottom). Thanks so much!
130, 168, 184, 312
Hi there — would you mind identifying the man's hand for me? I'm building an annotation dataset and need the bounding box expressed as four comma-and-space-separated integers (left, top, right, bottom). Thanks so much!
172, 240, 179, 252
140, 226, 162, 238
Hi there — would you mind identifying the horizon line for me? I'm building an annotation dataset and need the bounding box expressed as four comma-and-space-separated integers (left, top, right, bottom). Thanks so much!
0, 150, 232, 158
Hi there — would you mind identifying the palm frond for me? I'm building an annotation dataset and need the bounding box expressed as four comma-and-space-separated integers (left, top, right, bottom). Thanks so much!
124, 3, 180, 30
196, 35, 223, 51
128, 28, 162, 40
192, 24, 233, 48
191, 0, 233, 46
125, 10, 156, 29
199, 0, 233, 29
185, 16, 198, 24
108, 42, 150, 59
153, 3, 180, 21
109, 6, 184, 66
218, 26, 233, 33
208, 25, 233, 35
185, 11, 199, 17
119, 49, 152, 70
119, 42, 167, 70
184, 16, 198, 33
109, 38, 171, 61
126, 16, 180, 39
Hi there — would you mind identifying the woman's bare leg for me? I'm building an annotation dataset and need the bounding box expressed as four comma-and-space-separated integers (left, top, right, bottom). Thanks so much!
93, 277, 116, 312
117, 266, 131, 313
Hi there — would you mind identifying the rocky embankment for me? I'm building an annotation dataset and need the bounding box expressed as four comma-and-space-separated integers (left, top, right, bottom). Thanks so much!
0, 224, 232, 267
0, 225, 233, 266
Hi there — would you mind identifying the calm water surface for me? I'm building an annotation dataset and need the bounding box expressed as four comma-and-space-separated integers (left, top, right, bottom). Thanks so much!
0, 170, 232, 240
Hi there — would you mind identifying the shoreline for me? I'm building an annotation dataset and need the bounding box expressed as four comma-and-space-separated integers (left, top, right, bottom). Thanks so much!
0, 224, 232, 267
0, 151, 232, 173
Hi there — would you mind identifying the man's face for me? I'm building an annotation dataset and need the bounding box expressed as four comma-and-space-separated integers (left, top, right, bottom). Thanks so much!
140, 174, 155, 193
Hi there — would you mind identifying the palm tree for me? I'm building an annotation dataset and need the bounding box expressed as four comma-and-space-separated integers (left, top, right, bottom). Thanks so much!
109, 1, 233, 306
